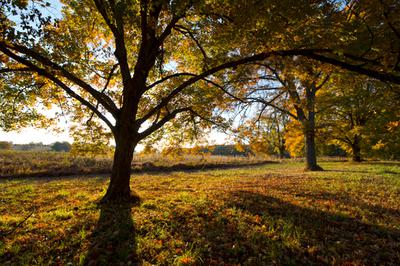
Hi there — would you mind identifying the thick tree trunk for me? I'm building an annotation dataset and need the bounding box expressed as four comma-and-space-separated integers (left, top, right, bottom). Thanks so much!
351, 135, 362, 162
303, 118, 323, 171
101, 128, 139, 204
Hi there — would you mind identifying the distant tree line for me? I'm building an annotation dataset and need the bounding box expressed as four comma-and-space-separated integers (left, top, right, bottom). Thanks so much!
0, 141, 71, 152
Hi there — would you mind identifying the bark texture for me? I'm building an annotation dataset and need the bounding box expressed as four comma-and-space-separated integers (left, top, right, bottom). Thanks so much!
101, 122, 140, 204
351, 135, 362, 162
304, 126, 323, 171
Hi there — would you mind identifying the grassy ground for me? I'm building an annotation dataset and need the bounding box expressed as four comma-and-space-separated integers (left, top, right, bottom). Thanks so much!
0, 150, 269, 178
0, 161, 399, 265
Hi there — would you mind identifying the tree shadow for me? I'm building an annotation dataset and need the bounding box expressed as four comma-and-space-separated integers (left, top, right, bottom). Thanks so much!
84, 202, 138, 265
226, 191, 400, 264
292, 190, 400, 219
323, 169, 372, 174
167, 190, 400, 265
366, 161, 400, 167
323, 161, 400, 174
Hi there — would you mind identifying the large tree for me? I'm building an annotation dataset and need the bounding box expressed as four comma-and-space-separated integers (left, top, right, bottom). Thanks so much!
1, 0, 399, 202
0, 0, 312, 202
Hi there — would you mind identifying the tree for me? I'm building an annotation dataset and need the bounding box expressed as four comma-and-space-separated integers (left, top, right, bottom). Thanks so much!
51, 141, 71, 152
1, 0, 399, 202
234, 110, 289, 158
223, 0, 400, 86
320, 73, 399, 161
0, 141, 12, 150
1, 0, 318, 202
237, 58, 331, 170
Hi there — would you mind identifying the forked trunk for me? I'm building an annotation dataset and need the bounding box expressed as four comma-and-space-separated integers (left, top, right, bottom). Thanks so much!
101, 132, 139, 204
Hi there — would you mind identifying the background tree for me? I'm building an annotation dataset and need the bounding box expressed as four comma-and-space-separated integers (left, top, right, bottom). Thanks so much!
236, 58, 331, 170
51, 141, 71, 152
0, 141, 12, 150
233, 109, 289, 158
320, 73, 400, 161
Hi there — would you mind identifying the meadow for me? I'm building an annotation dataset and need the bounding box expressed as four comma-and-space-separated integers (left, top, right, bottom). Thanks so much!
1, 159, 399, 265
0, 150, 268, 178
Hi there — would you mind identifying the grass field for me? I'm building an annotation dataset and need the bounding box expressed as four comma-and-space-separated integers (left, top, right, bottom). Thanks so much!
1, 161, 400, 265
0, 151, 269, 178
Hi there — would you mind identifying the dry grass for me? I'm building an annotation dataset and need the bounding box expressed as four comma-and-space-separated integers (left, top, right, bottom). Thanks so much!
0, 150, 270, 178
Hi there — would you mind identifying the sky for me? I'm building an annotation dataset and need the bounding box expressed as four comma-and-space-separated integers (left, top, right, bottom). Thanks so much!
0, 127, 72, 144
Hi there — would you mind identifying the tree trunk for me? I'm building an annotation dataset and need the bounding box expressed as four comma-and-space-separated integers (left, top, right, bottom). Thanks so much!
101, 128, 139, 204
303, 117, 323, 171
278, 143, 286, 159
351, 135, 362, 162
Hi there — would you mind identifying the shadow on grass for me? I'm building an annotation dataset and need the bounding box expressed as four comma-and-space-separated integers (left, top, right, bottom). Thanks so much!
324, 168, 400, 175
323, 169, 373, 174
84, 203, 138, 265
293, 190, 400, 219
366, 161, 400, 166
168, 191, 400, 265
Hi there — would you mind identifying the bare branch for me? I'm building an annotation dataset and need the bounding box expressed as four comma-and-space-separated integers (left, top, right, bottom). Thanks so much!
187, 108, 228, 129
138, 107, 191, 139
315, 74, 331, 90
147, 72, 197, 89
0, 209, 35, 238
247, 95, 298, 121
189, 76, 247, 104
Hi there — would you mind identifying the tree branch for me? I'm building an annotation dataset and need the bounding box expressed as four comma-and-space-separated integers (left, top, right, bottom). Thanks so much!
247, 90, 297, 120
0, 45, 115, 133
0, 67, 30, 73
291, 50, 400, 85
138, 50, 282, 124
147, 72, 197, 89
158, 15, 183, 45
86, 63, 118, 125
0, 41, 119, 116
93, 0, 131, 89
138, 107, 191, 139
200, 77, 246, 103
174, 24, 209, 63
